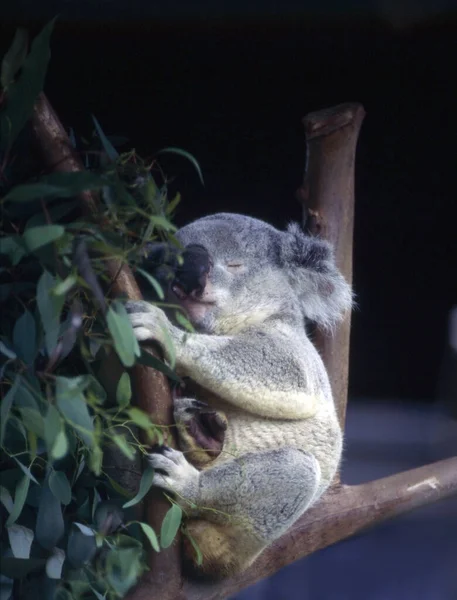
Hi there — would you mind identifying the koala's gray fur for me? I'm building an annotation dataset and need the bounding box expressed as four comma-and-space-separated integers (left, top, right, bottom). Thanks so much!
126, 212, 352, 578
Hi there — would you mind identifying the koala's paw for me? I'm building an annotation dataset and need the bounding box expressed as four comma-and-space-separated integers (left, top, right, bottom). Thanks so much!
125, 300, 172, 346
174, 396, 227, 466
147, 446, 199, 501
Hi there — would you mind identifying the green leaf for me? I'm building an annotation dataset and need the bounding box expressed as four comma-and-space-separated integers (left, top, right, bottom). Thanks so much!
52, 273, 77, 296
0, 340, 17, 360
22, 225, 65, 252
0, 376, 19, 445
148, 215, 177, 232
183, 527, 203, 566
122, 466, 155, 509
3, 172, 108, 203
112, 434, 135, 461
45, 547, 65, 579
137, 349, 181, 383
92, 115, 119, 160
160, 503, 182, 549
36, 478, 64, 550
55, 376, 94, 447
7, 524, 34, 558
0, 557, 46, 579
6, 474, 30, 526
157, 147, 204, 186
165, 192, 181, 216
37, 270, 65, 356
51, 430, 69, 460
136, 268, 164, 300
12, 309, 36, 365
13, 457, 39, 484
106, 300, 140, 368
116, 372, 132, 409
25, 199, 78, 228
66, 525, 96, 568
0, 485, 14, 512
0, 18, 56, 152
49, 470, 72, 505
105, 547, 143, 597
1, 28, 28, 90
89, 445, 103, 476
126, 407, 153, 431
0, 235, 26, 265
138, 522, 160, 552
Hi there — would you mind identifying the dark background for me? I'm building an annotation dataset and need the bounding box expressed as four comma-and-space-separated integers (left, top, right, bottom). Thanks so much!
1, 4, 456, 404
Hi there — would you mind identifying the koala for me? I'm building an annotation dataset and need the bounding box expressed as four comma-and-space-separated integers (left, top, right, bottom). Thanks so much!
126, 212, 352, 579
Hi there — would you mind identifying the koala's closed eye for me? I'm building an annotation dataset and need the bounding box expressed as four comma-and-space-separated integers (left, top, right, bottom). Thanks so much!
226, 262, 244, 272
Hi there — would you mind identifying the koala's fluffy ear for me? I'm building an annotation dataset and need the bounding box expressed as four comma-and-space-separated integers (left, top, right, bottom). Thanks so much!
279, 223, 353, 330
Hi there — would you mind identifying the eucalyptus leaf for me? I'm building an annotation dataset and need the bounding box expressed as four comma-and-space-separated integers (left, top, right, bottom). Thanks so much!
22, 225, 64, 252
136, 268, 164, 300
55, 376, 94, 447
0, 376, 19, 445
106, 300, 140, 368
45, 547, 65, 579
116, 372, 132, 409
7, 524, 34, 559
13, 457, 38, 484
37, 270, 65, 356
105, 547, 143, 597
160, 503, 182, 549
92, 115, 119, 160
66, 526, 96, 568
126, 408, 153, 431
0, 557, 46, 579
49, 470, 72, 505
12, 309, 36, 365
157, 147, 204, 185
112, 434, 136, 460
36, 478, 64, 550
138, 522, 160, 552
25, 199, 78, 228
137, 349, 181, 383
6, 474, 30, 526
1, 28, 28, 90
0, 340, 16, 360
0, 235, 26, 265
0, 18, 55, 152
2, 172, 108, 204
0, 486, 14, 512
122, 466, 155, 509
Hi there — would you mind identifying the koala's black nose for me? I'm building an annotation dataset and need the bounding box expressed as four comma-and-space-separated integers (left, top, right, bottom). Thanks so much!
173, 244, 212, 299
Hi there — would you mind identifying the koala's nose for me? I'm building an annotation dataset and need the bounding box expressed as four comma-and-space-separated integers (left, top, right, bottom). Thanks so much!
172, 244, 212, 299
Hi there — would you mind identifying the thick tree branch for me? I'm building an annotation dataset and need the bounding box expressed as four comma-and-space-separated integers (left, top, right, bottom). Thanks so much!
30, 93, 183, 599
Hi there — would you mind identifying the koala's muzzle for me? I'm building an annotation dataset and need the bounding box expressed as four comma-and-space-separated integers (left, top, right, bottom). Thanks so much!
172, 244, 212, 300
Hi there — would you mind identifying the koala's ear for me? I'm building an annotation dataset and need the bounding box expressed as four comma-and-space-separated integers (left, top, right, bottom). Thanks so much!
278, 223, 353, 329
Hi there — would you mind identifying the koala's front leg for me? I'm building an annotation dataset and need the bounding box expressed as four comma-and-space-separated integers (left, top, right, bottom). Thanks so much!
126, 300, 317, 420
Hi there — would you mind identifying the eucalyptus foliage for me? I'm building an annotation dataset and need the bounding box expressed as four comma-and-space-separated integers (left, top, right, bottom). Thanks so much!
0, 20, 200, 600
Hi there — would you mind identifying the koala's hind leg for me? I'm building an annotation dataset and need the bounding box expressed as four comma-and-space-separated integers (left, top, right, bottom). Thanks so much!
184, 447, 321, 579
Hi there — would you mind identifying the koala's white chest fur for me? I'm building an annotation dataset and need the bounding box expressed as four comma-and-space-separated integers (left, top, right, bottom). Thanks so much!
202, 390, 342, 489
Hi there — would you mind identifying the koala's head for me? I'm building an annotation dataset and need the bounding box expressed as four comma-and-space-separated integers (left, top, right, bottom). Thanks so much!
167, 213, 352, 334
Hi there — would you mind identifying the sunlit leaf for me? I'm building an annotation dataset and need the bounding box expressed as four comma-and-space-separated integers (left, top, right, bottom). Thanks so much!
45, 547, 65, 579
56, 377, 94, 447
7, 524, 34, 559
122, 466, 155, 509
126, 407, 153, 431
160, 503, 182, 549
112, 434, 135, 460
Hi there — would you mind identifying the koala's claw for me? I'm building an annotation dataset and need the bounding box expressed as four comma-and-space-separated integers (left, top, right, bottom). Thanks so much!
146, 446, 200, 499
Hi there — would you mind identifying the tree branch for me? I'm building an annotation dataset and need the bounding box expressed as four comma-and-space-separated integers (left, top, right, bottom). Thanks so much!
30, 93, 183, 599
